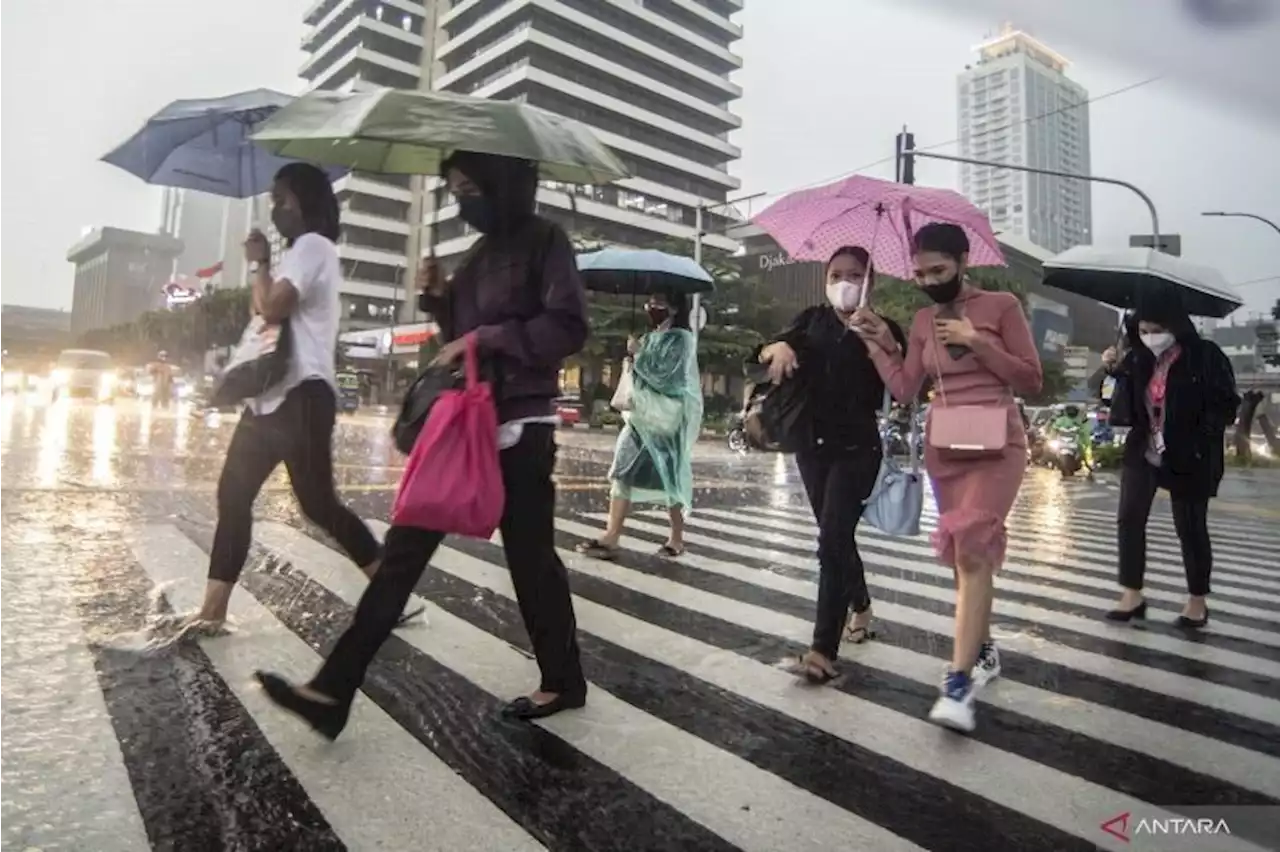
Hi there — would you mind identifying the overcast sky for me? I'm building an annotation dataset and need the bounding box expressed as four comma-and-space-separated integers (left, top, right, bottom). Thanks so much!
2, 0, 1277, 316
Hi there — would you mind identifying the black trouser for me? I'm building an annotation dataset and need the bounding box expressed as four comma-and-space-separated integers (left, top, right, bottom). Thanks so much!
209, 380, 379, 583
311, 424, 586, 702
1117, 462, 1212, 597
796, 445, 882, 660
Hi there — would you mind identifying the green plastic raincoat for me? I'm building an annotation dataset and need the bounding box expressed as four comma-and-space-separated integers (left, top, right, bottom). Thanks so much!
609, 327, 703, 512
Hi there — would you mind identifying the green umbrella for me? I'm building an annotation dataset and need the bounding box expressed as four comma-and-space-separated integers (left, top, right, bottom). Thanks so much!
249, 87, 628, 185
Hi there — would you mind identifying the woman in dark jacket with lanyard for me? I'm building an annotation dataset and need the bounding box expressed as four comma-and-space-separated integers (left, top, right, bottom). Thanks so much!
254, 150, 591, 738
1101, 296, 1239, 629
758, 246, 906, 683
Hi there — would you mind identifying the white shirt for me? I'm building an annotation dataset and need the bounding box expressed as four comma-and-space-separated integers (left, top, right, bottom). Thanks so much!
249, 233, 341, 415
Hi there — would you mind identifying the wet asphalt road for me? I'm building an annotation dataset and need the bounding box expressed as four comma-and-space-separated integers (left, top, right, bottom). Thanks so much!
3, 393, 1279, 852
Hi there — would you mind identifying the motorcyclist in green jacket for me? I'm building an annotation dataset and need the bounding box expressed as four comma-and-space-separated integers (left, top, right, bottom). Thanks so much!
1048, 404, 1094, 478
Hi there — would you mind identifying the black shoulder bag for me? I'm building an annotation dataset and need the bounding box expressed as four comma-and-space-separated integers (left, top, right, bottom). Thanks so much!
392, 222, 557, 454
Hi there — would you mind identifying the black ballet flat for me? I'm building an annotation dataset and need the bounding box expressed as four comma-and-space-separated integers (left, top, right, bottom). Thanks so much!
1105, 601, 1147, 622
254, 671, 350, 741
1175, 608, 1209, 630
501, 691, 587, 720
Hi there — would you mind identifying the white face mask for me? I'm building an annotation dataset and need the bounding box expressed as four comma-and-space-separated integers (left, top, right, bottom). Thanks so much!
1140, 331, 1175, 356
826, 279, 862, 313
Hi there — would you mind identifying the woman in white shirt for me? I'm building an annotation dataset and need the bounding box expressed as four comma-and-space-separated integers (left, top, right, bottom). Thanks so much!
187, 163, 386, 630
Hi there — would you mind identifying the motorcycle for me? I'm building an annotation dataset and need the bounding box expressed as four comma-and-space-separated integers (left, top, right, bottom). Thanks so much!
1048, 433, 1083, 478
726, 411, 749, 452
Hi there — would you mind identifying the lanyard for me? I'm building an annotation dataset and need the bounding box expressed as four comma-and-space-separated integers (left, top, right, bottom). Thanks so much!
1148, 345, 1181, 432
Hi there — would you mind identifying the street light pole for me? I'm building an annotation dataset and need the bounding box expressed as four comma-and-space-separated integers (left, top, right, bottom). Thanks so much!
1202, 210, 1280, 238
385, 264, 401, 403
900, 133, 1162, 248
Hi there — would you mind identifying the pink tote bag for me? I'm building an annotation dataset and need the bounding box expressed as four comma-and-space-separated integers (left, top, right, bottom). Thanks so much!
391, 334, 505, 538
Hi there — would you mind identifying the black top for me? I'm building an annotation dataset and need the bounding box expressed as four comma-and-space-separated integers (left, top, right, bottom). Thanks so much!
773, 306, 907, 452
1107, 330, 1240, 500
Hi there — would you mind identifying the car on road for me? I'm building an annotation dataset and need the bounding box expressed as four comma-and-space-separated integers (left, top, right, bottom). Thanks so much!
554, 394, 583, 426
50, 349, 116, 402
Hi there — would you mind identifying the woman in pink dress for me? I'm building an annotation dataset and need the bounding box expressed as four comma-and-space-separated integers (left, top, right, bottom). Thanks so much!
852, 223, 1043, 733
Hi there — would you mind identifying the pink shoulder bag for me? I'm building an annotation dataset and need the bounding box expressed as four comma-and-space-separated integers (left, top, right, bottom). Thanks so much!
926, 308, 1009, 458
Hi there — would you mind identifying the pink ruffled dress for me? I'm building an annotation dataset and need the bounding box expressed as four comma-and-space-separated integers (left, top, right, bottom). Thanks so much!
868, 287, 1044, 568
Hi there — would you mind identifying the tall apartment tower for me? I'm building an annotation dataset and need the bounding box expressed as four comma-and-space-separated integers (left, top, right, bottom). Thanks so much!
299, 0, 745, 329
957, 24, 1092, 254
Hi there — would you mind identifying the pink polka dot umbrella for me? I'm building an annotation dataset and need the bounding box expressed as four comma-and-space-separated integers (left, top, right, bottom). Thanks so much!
752, 174, 1007, 280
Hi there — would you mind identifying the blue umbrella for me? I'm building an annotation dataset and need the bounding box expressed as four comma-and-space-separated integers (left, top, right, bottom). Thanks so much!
576, 248, 715, 296
101, 88, 346, 199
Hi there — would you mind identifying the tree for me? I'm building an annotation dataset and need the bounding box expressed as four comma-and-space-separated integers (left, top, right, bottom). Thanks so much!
1024, 358, 1075, 405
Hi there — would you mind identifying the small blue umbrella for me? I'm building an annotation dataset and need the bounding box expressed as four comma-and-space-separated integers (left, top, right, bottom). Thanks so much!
101, 88, 346, 199
576, 248, 715, 296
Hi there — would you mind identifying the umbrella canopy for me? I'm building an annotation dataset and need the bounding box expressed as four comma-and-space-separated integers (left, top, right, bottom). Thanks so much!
576, 248, 715, 295
101, 89, 345, 199
1042, 246, 1242, 318
752, 174, 1006, 279
251, 88, 629, 185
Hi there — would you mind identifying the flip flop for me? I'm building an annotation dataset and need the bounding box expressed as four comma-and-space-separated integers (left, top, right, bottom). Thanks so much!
658, 544, 684, 558
575, 540, 620, 561
843, 624, 877, 644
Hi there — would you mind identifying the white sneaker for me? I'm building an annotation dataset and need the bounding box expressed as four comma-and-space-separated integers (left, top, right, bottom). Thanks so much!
972, 641, 1001, 687
929, 670, 977, 733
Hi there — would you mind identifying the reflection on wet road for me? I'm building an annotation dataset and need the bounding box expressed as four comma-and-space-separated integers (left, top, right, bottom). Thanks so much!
3, 395, 1279, 851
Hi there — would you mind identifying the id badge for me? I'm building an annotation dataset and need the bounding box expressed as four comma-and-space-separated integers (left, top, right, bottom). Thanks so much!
1152, 430, 1166, 455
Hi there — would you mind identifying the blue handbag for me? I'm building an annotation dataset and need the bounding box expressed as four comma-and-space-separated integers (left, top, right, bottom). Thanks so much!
862, 390, 924, 537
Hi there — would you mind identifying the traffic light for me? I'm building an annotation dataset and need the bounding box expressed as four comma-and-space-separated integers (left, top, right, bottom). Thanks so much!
1271, 298, 1279, 321
895, 130, 916, 186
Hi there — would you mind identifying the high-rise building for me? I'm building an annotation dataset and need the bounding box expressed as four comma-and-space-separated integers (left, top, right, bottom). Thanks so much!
66, 227, 183, 337
298, 0, 745, 331
300, 0, 434, 331
158, 189, 233, 281
957, 24, 1092, 254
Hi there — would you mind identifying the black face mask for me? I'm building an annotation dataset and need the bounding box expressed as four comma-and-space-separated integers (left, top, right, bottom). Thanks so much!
458, 195, 499, 234
922, 273, 962, 304
647, 306, 671, 327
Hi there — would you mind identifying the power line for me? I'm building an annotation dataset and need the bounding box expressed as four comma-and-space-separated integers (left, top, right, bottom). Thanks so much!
1231, 275, 1280, 289
733, 75, 1164, 217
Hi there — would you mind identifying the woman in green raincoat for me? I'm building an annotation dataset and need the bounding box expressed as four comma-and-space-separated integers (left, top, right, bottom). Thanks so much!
577, 291, 703, 559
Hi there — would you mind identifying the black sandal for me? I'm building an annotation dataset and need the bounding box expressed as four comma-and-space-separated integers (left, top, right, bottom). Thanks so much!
576, 540, 620, 561
658, 544, 684, 558
789, 653, 839, 685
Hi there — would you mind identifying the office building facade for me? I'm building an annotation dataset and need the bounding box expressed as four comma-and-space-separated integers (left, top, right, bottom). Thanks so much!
66, 227, 183, 337
299, 0, 745, 331
957, 25, 1092, 254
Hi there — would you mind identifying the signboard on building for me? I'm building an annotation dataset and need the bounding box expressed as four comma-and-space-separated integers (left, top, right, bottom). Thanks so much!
1030, 308, 1073, 363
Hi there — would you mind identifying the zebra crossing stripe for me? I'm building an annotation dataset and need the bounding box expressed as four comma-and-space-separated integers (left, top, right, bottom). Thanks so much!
423, 525, 1270, 851
691, 508, 1280, 641
127, 524, 537, 852
542, 516, 1280, 799
253, 521, 923, 852
616, 511, 1280, 685
29, 509, 1279, 851
716, 506, 1280, 623
576, 512, 1280, 726
738, 505, 1280, 597
1, 536, 151, 852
